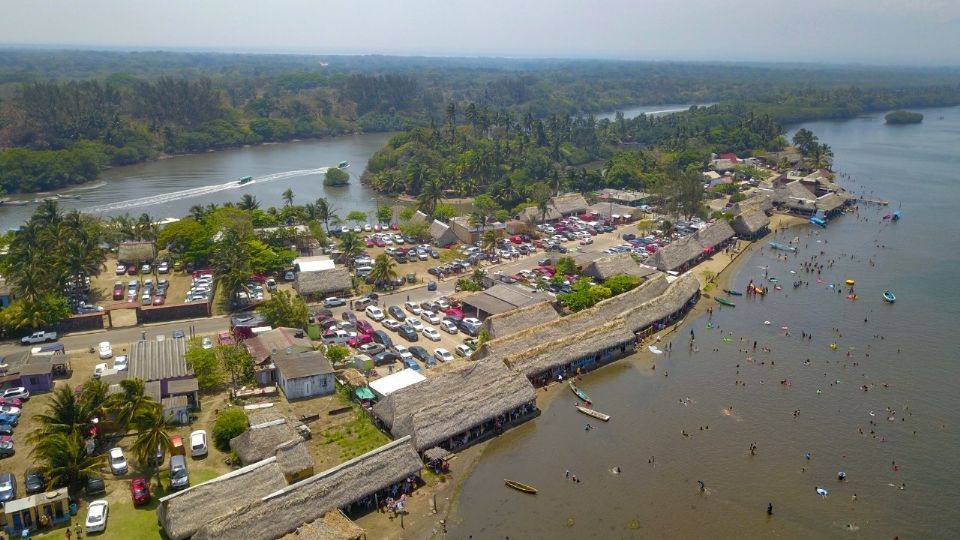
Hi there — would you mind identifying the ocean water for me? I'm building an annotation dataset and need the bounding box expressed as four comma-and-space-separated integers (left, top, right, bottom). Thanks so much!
447, 106, 960, 539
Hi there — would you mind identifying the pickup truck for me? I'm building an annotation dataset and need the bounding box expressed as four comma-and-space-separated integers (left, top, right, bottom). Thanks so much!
21, 331, 58, 345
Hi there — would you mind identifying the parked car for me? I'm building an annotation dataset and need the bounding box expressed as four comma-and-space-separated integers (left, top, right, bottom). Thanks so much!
404, 301, 422, 315
347, 334, 373, 348
0, 406, 20, 418
406, 319, 425, 333
427, 281, 437, 291
24, 469, 44, 495
387, 305, 406, 321
398, 325, 419, 342
169, 455, 189, 491
422, 327, 441, 341
321, 330, 352, 345
158, 261, 170, 274
358, 343, 386, 357
0, 425, 13, 437
113, 282, 125, 300
354, 320, 374, 335
382, 318, 401, 331
93, 363, 108, 379
0, 398, 22, 408
85, 500, 109, 533
455, 344, 474, 357
439, 320, 459, 334
201, 337, 214, 349
409, 346, 431, 364
323, 297, 346, 308
433, 348, 454, 363
190, 430, 208, 457
1, 388, 28, 401
130, 477, 151, 506
0, 414, 17, 427
109, 447, 128, 475
98, 341, 113, 359
371, 330, 394, 349
0, 472, 17, 503
86, 474, 106, 496
113, 355, 128, 371
421, 311, 441, 325
115, 264, 126, 275
0, 441, 14, 458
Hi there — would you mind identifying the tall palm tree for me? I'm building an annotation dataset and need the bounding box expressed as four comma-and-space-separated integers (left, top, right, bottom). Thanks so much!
282, 188, 295, 207
130, 404, 173, 482
315, 197, 338, 232
482, 230, 501, 261
338, 232, 364, 267
368, 254, 398, 290
105, 378, 155, 434
30, 384, 97, 440
238, 193, 260, 211
417, 174, 444, 217
33, 432, 104, 494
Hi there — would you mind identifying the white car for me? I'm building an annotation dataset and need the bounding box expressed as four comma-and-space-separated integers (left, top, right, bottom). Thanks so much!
382, 318, 401, 331
190, 430, 208, 457
2, 387, 29, 401
112, 355, 128, 371
201, 337, 214, 349
404, 301, 422, 315
98, 341, 113, 359
93, 363, 108, 379
115, 264, 126, 275
406, 319, 424, 333
439, 320, 459, 334
108, 447, 128, 475
433, 348, 454, 363
365, 306, 386, 321
421, 311, 441, 325
0, 405, 20, 417
455, 344, 474, 357
85, 500, 109, 533
422, 327, 441, 341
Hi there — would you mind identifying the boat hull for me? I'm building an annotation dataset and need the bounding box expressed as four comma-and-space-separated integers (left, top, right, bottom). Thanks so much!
504, 479, 537, 494
715, 297, 736, 307
577, 406, 611, 421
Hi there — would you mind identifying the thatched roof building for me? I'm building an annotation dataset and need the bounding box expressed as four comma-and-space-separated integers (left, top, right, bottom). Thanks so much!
519, 193, 589, 222
157, 457, 288, 540
774, 181, 817, 214
621, 273, 701, 332
428, 220, 457, 246
230, 418, 298, 465
247, 409, 285, 426
117, 241, 157, 263
581, 252, 659, 281
275, 439, 315, 483
192, 437, 422, 540
372, 361, 536, 451
280, 510, 364, 540
338, 368, 367, 388
479, 301, 559, 341
693, 220, 735, 250
295, 268, 353, 298
816, 193, 848, 214
647, 235, 703, 272
732, 209, 771, 239
503, 319, 635, 378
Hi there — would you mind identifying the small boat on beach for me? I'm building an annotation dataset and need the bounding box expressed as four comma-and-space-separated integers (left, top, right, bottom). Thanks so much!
569, 381, 592, 404
576, 406, 611, 422
338, 160, 350, 169
810, 216, 827, 228
722, 289, 743, 296
715, 297, 736, 307
238, 175, 253, 185
883, 290, 896, 303
768, 241, 798, 253
504, 479, 538, 494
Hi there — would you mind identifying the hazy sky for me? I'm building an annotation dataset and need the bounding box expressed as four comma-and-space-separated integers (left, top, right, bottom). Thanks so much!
3, 0, 959, 65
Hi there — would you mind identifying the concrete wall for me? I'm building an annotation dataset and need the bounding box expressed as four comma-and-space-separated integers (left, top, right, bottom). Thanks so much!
59, 313, 105, 333
137, 300, 210, 324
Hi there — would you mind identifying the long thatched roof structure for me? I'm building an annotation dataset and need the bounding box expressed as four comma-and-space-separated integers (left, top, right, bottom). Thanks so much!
157, 457, 288, 540
732, 209, 771, 237
480, 300, 559, 341
230, 418, 298, 465
582, 252, 658, 281
648, 235, 703, 272
280, 510, 364, 540
519, 193, 589, 222
117, 241, 157, 263
192, 437, 422, 540
275, 439, 315, 480
295, 268, 353, 297
693, 219, 735, 250
372, 361, 536, 451
620, 273, 700, 332
503, 319, 635, 378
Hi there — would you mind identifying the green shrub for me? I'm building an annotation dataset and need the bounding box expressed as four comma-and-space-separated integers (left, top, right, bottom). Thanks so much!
212, 408, 248, 452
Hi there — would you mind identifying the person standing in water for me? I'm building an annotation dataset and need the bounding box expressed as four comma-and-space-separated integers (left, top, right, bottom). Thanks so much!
767, 503, 773, 515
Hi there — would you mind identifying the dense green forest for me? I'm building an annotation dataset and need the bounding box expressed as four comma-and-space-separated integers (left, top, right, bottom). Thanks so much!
884, 110, 924, 124
1, 49, 959, 194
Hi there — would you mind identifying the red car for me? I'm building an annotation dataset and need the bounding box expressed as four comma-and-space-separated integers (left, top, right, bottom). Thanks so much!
217, 331, 235, 346
355, 320, 375, 335
0, 398, 23, 408
130, 477, 151, 505
347, 334, 373, 348
113, 283, 124, 300
152, 296, 166, 306
364, 238, 374, 248
127, 265, 138, 275
374, 238, 386, 248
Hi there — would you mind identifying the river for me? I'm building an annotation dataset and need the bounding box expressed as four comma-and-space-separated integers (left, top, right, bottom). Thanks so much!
595, 103, 713, 122
0, 132, 396, 230
446, 106, 960, 539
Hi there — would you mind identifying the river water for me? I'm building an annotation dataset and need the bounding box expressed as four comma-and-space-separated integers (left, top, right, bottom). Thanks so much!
0, 132, 395, 229
447, 106, 960, 539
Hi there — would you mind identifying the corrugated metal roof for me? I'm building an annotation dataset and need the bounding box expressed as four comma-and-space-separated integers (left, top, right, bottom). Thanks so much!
128, 339, 192, 382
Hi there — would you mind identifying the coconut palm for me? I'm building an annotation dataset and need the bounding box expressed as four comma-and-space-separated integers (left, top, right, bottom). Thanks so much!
314, 197, 338, 232
482, 230, 501, 261
338, 232, 364, 267
238, 193, 260, 211
29, 384, 97, 440
33, 432, 104, 494
105, 378, 156, 434
282, 188, 295, 207
368, 254, 398, 290
416, 174, 444, 217
130, 404, 173, 479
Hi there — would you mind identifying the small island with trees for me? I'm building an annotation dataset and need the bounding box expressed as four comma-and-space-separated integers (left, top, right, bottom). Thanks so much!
885, 110, 924, 124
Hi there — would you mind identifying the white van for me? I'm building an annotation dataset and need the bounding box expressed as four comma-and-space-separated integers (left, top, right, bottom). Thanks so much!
355, 266, 373, 277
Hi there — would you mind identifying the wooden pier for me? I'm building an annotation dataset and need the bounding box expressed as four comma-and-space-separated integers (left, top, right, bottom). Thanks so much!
856, 197, 889, 205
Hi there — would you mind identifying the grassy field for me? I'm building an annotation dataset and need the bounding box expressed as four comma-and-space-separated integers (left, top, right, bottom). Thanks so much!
320, 411, 390, 461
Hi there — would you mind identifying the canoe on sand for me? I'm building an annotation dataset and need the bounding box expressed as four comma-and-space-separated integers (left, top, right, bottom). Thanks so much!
569, 381, 592, 404
505, 479, 537, 494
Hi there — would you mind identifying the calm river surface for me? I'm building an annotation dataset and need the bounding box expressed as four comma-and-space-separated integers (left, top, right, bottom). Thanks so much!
0, 132, 395, 229
447, 106, 960, 539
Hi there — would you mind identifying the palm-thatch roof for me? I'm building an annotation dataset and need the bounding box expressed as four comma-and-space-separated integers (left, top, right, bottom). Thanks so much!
244, 327, 313, 365
460, 284, 553, 317
295, 268, 353, 297
474, 273, 669, 362
816, 193, 847, 213
339, 368, 367, 388
157, 457, 288, 540
647, 235, 703, 272
732, 209, 771, 237
582, 253, 659, 281
192, 437, 422, 540
275, 439, 315, 481
280, 510, 364, 540
117, 241, 157, 263
693, 219, 735, 250
519, 193, 589, 222
372, 361, 536, 451
586, 202, 638, 218
479, 301, 559, 341
620, 273, 700, 332
428, 220, 457, 245
230, 418, 298, 465
503, 319, 635, 378
247, 409, 285, 426
774, 181, 817, 212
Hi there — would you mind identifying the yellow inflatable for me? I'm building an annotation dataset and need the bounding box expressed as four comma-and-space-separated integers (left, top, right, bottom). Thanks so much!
845, 279, 855, 286
830, 343, 838, 350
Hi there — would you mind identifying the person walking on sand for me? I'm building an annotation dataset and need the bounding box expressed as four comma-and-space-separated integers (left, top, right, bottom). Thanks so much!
767, 503, 773, 515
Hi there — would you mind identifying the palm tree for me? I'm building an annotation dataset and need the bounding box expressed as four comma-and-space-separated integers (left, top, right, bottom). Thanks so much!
315, 197, 338, 232
29, 384, 97, 440
33, 432, 104, 494
416, 174, 444, 217
238, 193, 260, 211
368, 254, 398, 290
105, 378, 155, 434
482, 230, 501, 261
282, 188, 295, 207
338, 232, 364, 267
130, 404, 173, 485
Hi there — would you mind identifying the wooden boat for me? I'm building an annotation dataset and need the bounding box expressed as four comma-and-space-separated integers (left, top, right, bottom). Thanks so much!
238, 175, 253, 185
714, 297, 736, 307
768, 241, 798, 253
576, 405, 611, 421
810, 216, 827, 228
883, 290, 896, 303
505, 479, 537, 494
569, 381, 591, 404
845, 279, 855, 286
722, 289, 743, 296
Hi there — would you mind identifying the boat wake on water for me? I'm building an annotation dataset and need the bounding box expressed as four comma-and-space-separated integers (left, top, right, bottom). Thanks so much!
83, 167, 328, 213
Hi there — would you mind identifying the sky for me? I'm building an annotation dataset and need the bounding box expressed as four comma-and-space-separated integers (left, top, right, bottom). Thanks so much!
2, 0, 959, 65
